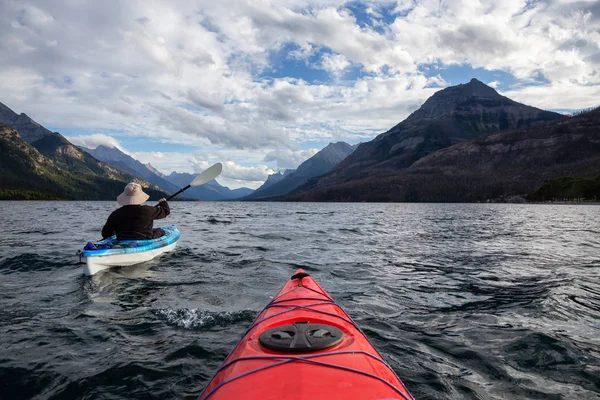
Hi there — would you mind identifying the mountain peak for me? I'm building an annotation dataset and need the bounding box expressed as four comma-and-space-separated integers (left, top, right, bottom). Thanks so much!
0, 102, 53, 143
460, 78, 500, 98
428, 78, 501, 102
96, 144, 120, 152
323, 141, 351, 150
401, 78, 507, 124
145, 163, 164, 177
0, 101, 16, 115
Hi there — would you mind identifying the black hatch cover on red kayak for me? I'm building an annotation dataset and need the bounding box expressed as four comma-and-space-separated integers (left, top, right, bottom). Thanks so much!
259, 322, 343, 353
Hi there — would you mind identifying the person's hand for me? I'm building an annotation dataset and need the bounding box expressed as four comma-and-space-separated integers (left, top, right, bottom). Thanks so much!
159, 198, 167, 203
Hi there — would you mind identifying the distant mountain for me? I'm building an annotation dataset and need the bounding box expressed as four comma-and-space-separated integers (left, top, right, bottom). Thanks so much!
255, 169, 295, 191
230, 187, 255, 198
290, 79, 566, 201
83, 145, 180, 194
146, 163, 164, 177
245, 142, 356, 200
0, 124, 167, 200
0, 101, 54, 143
83, 146, 255, 200
290, 107, 600, 202
164, 171, 254, 200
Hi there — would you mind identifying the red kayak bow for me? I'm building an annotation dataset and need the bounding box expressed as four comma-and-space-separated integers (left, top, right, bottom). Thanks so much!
198, 269, 414, 400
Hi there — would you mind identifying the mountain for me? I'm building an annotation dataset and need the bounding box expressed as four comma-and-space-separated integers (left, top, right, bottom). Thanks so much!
290, 79, 566, 200
0, 101, 53, 143
289, 107, 600, 202
83, 145, 180, 194
164, 172, 254, 200
146, 163, 164, 177
30, 133, 139, 183
229, 187, 255, 198
245, 142, 356, 200
0, 124, 167, 200
255, 169, 295, 191
83, 145, 256, 200
0, 101, 168, 200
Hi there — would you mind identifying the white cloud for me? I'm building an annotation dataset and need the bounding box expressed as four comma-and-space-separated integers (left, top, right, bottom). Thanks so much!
394, 0, 415, 14
319, 53, 351, 76
222, 161, 274, 181
503, 81, 600, 110
263, 148, 319, 169
189, 157, 211, 174
488, 81, 500, 88
187, 89, 225, 113
0, 0, 598, 177
389, 0, 600, 85
180, 156, 275, 188
67, 134, 128, 153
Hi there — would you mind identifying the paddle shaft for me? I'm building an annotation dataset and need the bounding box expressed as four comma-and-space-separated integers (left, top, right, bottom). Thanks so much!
166, 184, 190, 201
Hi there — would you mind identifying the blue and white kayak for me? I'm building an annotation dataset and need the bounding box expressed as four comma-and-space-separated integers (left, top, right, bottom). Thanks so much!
78, 226, 180, 275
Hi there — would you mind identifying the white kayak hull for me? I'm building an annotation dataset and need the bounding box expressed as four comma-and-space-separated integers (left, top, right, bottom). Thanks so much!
82, 241, 177, 276
79, 225, 180, 276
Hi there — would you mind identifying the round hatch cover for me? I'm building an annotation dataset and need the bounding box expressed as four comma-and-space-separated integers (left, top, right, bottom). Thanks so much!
259, 322, 344, 353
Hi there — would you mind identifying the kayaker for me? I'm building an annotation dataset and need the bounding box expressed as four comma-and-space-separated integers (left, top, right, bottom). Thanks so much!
102, 182, 170, 240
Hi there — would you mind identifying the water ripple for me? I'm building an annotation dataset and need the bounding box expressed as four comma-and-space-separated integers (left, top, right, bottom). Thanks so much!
0, 201, 599, 399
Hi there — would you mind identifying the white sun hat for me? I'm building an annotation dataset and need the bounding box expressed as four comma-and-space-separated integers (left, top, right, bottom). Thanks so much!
117, 182, 150, 206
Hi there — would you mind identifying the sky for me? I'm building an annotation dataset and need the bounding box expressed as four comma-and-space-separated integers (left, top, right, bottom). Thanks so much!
0, 0, 599, 189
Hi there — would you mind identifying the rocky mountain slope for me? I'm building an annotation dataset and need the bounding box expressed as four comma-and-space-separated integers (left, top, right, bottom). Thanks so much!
0, 124, 166, 200
0, 101, 53, 143
290, 79, 566, 201
290, 107, 600, 202
83, 145, 181, 194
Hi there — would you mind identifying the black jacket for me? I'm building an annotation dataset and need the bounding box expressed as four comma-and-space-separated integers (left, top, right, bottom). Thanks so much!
102, 201, 170, 240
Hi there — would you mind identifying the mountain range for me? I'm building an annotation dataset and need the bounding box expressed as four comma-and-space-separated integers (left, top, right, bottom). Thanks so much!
2, 78, 598, 202
288, 80, 598, 202
0, 101, 258, 200
245, 142, 357, 200
82, 145, 181, 194
82, 145, 255, 200
0, 100, 172, 200
0, 123, 167, 200
164, 171, 254, 200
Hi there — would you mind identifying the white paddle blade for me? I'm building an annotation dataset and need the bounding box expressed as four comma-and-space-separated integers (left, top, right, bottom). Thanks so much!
190, 162, 223, 187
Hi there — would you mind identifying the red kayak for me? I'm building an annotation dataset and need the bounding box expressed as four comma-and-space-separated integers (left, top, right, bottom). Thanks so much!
198, 269, 414, 400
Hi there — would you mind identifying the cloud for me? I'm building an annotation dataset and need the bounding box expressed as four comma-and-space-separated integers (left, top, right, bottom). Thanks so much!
0, 0, 597, 174
187, 89, 224, 113
15, 4, 55, 30
488, 81, 500, 88
503, 81, 600, 110
190, 157, 275, 185
235, 3, 415, 73
319, 53, 351, 76
189, 157, 211, 173
222, 161, 274, 181
67, 134, 127, 153
389, 0, 600, 84
263, 148, 319, 169
154, 105, 292, 149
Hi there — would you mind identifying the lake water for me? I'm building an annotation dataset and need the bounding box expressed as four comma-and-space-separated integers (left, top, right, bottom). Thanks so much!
0, 201, 599, 399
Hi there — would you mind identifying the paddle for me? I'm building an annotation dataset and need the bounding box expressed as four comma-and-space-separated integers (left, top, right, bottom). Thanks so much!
165, 162, 223, 201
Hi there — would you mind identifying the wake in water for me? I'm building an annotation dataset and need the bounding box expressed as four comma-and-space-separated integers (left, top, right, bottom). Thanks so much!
154, 309, 257, 330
